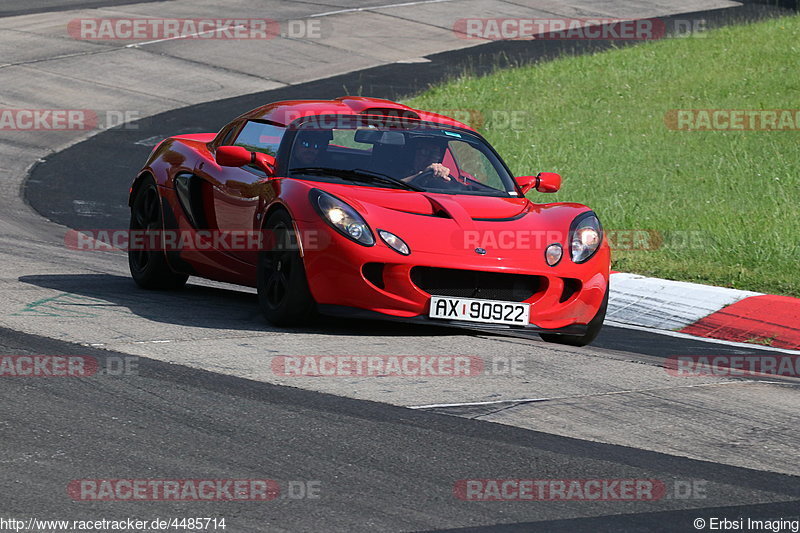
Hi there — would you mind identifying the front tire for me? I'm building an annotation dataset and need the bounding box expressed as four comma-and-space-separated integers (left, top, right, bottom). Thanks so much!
257, 210, 316, 326
539, 288, 608, 347
128, 176, 188, 290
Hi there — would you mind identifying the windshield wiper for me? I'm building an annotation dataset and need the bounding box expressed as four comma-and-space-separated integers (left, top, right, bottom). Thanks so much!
352, 168, 424, 191
289, 167, 422, 191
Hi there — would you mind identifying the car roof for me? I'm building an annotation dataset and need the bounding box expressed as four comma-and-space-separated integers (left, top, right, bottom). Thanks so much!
236, 96, 476, 132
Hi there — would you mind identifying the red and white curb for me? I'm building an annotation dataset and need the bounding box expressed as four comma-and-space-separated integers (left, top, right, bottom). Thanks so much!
607, 273, 800, 351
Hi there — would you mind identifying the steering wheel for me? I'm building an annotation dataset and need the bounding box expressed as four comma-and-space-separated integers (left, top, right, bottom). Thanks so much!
412, 167, 467, 189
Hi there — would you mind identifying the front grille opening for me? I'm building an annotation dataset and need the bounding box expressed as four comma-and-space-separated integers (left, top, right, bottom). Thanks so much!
410, 267, 545, 302
559, 278, 582, 303
362, 262, 386, 290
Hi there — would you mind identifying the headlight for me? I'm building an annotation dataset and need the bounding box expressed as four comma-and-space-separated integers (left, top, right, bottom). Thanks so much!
378, 229, 410, 255
570, 212, 603, 263
311, 189, 375, 246
545, 243, 562, 266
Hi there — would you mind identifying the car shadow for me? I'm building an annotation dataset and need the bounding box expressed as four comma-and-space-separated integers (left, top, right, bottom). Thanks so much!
17, 273, 463, 337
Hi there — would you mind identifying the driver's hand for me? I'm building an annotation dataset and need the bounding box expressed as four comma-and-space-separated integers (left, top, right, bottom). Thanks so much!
426, 163, 451, 180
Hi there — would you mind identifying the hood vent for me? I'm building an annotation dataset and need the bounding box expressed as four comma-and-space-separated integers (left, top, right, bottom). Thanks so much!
424, 195, 453, 219
361, 107, 420, 120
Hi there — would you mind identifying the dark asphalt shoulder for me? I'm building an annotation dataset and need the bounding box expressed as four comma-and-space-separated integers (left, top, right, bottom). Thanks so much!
1, 325, 798, 531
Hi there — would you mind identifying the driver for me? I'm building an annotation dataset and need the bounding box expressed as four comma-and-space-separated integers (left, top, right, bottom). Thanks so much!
290, 130, 332, 168
401, 140, 452, 184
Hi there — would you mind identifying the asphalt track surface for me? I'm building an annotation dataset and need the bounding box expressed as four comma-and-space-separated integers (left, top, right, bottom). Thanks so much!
26, 0, 797, 360
0, 0, 170, 18
3, 326, 800, 532
5, 1, 800, 531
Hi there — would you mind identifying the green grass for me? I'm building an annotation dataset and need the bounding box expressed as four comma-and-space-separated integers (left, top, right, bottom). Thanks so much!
406, 16, 800, 296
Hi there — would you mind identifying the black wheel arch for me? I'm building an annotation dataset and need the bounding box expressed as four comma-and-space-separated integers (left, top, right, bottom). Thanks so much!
129, 170, 155, 207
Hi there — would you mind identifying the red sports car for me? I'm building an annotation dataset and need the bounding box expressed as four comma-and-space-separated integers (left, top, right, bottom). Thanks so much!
128, 97, 609, 346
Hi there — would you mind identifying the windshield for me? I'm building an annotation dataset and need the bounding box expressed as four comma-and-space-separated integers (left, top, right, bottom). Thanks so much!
286, 116, 519, 197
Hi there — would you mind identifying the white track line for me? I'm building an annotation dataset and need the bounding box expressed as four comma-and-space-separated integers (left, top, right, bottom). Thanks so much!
311, 0, 453, 18
408, 380, 769, 409
124, 1, 454, 47
125, 23, 250, 48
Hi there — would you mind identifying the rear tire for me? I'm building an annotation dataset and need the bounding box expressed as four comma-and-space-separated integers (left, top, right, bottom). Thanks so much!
539, 288, 608, 347
257, 210, 316, 326
128, 176, 188, 290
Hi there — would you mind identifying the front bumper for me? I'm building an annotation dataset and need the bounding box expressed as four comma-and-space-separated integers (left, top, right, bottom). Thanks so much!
317, 304, 591, 335
297, 219, 610, 330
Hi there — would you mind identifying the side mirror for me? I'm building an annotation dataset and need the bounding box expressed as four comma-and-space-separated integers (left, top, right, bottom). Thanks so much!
534, 172, 561, 193
216, 145, 251, 167
216, 146, 276, 175
515, 172, 561, 194
253, 152, 277, 176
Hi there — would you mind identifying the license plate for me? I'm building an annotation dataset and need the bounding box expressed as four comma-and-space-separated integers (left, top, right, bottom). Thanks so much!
429, 296, 530, 326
